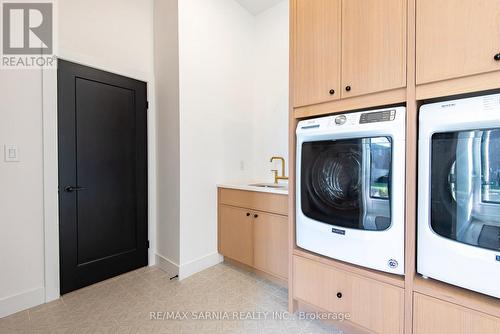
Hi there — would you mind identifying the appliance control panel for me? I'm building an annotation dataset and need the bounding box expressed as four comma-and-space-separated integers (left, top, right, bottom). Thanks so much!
331, 113, 359, 127
297, 107, 403, 133
359, 109, 396, 124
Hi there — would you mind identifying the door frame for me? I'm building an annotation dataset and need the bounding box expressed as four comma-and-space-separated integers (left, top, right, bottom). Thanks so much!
41, 56, 157, 302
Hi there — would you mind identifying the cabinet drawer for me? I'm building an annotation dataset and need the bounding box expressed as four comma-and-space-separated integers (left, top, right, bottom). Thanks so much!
414, 293, 500, 334
293, 255, 404, 334
218, 188, 288, 216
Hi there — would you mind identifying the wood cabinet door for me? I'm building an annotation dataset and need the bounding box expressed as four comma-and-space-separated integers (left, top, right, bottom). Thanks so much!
417, 0, 500, 85
218, 205, 253, 266
293, 0, 341, 107
414, 293, 500, 334
253, 212, 288, 279
349, 275, 404, 334
341, 0, 407, 98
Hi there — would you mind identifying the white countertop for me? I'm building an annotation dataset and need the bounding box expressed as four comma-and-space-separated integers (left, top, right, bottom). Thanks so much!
218, 182, 289, 195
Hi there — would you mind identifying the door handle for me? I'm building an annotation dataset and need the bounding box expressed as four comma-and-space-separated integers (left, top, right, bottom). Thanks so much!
64, 186, 87, 193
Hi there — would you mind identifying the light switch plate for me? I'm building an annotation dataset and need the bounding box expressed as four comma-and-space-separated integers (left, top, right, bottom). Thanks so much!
4, 144, 19, 162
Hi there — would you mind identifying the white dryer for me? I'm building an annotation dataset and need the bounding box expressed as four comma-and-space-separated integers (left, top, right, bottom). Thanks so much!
418, 93, 500, 298
296, 107, 406, 274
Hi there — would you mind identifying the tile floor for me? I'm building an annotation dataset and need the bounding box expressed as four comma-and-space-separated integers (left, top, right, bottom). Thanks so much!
0, 263, 344, 334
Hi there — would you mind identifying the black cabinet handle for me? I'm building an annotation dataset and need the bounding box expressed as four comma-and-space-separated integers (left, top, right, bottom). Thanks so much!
494, 53, 500, 61
329, 89, 335, 95
345, 86, 351, 92
337, 292, 342, 299
246, 213, 250, 217
254, 214, 259, 218
64, 186, 87, 193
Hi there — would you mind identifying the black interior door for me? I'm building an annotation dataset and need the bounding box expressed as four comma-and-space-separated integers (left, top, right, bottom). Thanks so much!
58, 60, 148, 294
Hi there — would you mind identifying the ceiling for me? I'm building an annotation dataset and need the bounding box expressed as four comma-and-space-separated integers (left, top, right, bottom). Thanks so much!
234, 0, 284, 15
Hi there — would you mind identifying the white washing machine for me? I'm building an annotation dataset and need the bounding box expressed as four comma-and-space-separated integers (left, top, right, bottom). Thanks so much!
296, 106, 406, 275
418, 93, 500, 298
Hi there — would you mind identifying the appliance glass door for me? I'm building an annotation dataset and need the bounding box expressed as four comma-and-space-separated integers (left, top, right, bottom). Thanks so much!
301, 136, 392, 231
431, 129, 500, 251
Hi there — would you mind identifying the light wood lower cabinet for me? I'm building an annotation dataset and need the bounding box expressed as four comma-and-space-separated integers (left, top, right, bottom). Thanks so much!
253, 212, 288, 279
218, 188, 288, 281
218, 205, 254, 267
413, 293, 500, 334
293, 255, 404, 334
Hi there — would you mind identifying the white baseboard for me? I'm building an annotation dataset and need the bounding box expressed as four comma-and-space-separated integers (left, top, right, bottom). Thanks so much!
156, 254, 179, 278
0, 287, 45, 318
178, 252, 223, 280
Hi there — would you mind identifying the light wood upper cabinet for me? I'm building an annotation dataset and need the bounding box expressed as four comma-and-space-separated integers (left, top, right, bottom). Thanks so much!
342, 0, 407, 98
417, 0, 500, 85
292, 0, 406, 108
293, 0, 341, 107
253, 212, 288, 280
219, 205, 253, 266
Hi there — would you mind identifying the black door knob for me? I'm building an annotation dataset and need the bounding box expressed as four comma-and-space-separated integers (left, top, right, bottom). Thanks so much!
254, 214, 259, 218
494, 53, 500, 61
345, 86, 351, 92
329, 89, 335, 95
337, 292, 342, 299
246, 213, 250, 217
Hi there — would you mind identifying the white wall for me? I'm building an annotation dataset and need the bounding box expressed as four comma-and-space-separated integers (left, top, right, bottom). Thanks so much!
58, 0, 154, 81
0, 70, 46, 317
154, 0, 181, 273
252, 1, 290, 181
0, 0, 156, 317
177, 0, 257, 276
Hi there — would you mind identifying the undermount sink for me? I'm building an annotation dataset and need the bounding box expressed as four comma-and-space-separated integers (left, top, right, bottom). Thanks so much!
249, 183, 288, 189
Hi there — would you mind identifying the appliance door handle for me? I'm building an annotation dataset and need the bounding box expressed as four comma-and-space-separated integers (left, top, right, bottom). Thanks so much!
64, 186, 87, 193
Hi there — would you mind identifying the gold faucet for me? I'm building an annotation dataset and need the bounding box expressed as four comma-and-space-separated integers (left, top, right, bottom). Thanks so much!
270, 156, 288, 184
